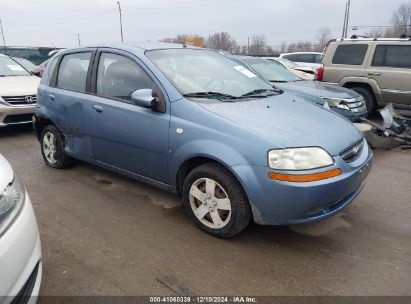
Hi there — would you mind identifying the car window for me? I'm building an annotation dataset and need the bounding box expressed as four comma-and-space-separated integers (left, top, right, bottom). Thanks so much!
243, 58, 301, 82
283, 54, 300, 62
96, 53, 153, 103
47, 56, 59, 79
146, 49, 273, 99
0, 56, 31, 76
298, 54, 315, 63
372, 45, 411, 69
332, 44, 368, 65
57, 52, 92, 92
314, 54, 323, 64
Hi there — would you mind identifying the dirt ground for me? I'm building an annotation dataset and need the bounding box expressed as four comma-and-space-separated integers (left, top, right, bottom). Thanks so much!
0, 125, 410, 296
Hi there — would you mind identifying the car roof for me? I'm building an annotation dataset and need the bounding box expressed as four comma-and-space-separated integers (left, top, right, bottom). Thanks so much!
79, 42, 199, 51
281, 52, 323, 55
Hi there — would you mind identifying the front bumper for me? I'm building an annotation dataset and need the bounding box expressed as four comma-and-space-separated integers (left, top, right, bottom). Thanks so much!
0, 104, 36, 127
231, 140, 373, 225
0, 194, 42, 304
331, 106, 367, 123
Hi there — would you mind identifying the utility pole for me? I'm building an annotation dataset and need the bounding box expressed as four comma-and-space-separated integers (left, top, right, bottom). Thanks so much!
117, 1, 124, 42
76, 33, 81, 46
342, 0, 351, 38
0, 19, 7, 54
247, 37, 250, 55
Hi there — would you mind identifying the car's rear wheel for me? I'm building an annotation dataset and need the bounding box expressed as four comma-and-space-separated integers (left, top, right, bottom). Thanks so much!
350, 86, 376, 114
182, 163, 251, 238
41, 125, 73, 168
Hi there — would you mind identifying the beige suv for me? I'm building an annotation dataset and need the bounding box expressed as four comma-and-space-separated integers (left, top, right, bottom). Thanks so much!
317, 38, 411, 112
0, 54, 40, 126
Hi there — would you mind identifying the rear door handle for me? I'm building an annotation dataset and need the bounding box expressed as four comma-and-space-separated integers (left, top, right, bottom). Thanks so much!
93, 105, 104, 113
48, 94, 55, 101
368, 72, 382, 76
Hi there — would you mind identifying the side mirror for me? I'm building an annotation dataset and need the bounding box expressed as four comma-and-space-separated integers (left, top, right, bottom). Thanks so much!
131, 89, 155, 108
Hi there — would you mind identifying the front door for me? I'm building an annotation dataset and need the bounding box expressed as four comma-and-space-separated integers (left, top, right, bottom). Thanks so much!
87, 50, 170, 183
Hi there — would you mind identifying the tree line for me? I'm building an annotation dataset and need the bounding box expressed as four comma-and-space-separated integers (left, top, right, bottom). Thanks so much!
160, 1, 411, 55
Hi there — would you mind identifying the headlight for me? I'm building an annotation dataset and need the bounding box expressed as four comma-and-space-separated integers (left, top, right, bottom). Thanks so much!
323, 98, 349, 110
0, 174, 25, 237
268, 147, 334, 170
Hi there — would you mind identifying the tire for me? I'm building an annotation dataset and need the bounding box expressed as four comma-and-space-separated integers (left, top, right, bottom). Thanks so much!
40, 125, 73, 168
182, 163, 252, 238
350, 86, 376, 114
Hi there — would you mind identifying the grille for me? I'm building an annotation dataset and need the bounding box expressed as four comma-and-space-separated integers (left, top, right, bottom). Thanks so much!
2, 95, 37, 105
340, 140, 364, 162
341, 97, 366, 113
3, 113, 34, 125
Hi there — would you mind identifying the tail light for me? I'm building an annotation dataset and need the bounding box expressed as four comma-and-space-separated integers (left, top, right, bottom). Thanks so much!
315, 64, 324, 81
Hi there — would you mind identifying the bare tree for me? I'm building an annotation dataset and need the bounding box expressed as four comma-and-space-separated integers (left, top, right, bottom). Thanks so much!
249, 34, 266, 55
206, 32, 238, 53
159, 35, 188, 44
316, 27, 332, 52
391, 1, 411, 36
363, 28, 385, 38
280, 41, 287, 53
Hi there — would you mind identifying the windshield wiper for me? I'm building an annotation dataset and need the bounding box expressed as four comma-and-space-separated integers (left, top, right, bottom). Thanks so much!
241, 88, 281, 97
183, 92, 238, 100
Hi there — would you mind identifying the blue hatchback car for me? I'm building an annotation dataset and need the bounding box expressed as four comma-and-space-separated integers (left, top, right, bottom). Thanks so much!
34, 43, 373, 238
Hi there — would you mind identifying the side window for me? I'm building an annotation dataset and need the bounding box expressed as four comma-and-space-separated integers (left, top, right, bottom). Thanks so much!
47, 56, 58, 79
332, 44, 368, 65
283, 54, 300, 62
372, 45, 411, 69
298, 54, 315, 63
314, 54, 323, 64
96, 53, 153, 103
57, 52, 92, 92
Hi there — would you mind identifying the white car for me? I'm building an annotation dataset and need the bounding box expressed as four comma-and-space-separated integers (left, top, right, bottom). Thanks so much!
0, 154, 42, 303
0, 54, 41, 127
279, 52, 323, 70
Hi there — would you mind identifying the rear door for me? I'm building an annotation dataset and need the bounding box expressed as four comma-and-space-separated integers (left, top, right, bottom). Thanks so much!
366, 42, 411, 105
86, 49, 171, 183
323, 43, 371, 84
47, 49, 96, 157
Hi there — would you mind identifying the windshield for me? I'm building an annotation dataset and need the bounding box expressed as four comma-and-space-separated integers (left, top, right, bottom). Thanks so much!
241, 58, 301, 82
146, 49, 274, 99
273, 57, 298, 69
12, 57, 36, 71
0, 56, 31, 76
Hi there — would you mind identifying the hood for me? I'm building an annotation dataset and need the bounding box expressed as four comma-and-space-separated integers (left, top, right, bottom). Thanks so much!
0, 76, 41, 97
0, 154, 13, 193
274, 80, 360, 100
197, 93, 363, 156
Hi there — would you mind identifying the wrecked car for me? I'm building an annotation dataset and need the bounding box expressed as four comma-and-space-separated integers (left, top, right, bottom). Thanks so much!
232, 55, 368, 122
34, 44, 373, 238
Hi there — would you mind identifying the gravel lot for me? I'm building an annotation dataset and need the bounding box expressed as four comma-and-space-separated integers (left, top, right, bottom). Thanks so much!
0, 125, 410, 296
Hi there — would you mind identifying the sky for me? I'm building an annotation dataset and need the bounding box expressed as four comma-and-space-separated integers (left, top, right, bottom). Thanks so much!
0, 0, 407, 48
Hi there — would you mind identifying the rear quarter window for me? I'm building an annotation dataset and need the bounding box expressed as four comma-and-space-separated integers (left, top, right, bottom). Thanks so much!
57, 52, 92, 92
372, 45, 411, 69
332, 44, 369, 65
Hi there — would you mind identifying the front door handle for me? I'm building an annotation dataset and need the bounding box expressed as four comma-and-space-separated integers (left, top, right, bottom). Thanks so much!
93, 105, 104, 113
48, 94, 55, 101
368, 72, 382, 76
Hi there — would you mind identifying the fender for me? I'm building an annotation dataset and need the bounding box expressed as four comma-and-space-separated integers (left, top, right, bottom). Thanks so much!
169, 139, 251, 188
339, 76, 383, 103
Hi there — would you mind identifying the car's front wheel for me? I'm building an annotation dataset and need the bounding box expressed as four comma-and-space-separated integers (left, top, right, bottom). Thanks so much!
182, 163, 251, 238
41, 125, 73, 168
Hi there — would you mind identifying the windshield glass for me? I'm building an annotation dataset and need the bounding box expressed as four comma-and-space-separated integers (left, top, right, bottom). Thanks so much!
12, 57, 36, 71
273, 57, 298, 69
241, 58, 301, 82
0, 56, 31, 76
146, 49, 274, 98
